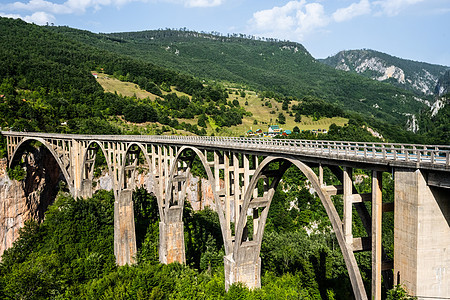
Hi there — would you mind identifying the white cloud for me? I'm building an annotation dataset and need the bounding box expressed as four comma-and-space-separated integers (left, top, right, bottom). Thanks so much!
24, 11, 56, 24
249, 1, 329, 41
3, 0, 137, 14
332, 0, 371, 22
0, 11, 55, 25
184, 0, 224, 7
373, 0, 424, 16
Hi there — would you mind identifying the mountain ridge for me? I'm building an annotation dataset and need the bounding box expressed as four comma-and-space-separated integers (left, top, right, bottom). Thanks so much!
319, 49, 448, 96
48, 27, 430, 127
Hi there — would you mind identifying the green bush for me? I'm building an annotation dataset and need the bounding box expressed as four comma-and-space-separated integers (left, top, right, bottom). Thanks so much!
7, 165, 26, 181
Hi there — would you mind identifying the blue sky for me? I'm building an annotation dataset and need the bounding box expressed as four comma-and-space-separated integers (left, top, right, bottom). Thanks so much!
1, 0, 449, 66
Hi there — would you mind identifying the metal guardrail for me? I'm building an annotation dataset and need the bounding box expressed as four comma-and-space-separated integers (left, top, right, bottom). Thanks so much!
2, 131, 450, 168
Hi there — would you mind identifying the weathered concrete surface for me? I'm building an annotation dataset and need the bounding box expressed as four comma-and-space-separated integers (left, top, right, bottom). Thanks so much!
224, 249, 261, 290
394, 169, 450, 299
114, 189, 137, 266
185, 175, 216, 211
159, 206, 185, 264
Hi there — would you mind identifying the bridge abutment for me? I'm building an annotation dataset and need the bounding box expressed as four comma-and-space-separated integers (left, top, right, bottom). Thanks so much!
394, 168, 450, 299
159, 206, 186, 264
114, 189, 137, 266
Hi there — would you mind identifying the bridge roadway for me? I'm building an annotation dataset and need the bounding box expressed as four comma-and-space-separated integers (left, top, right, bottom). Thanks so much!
4, 131, 450, 171
2, 131, 450, 300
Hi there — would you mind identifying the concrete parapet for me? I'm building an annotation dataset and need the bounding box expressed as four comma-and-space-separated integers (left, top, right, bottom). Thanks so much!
394, 168, 449, 299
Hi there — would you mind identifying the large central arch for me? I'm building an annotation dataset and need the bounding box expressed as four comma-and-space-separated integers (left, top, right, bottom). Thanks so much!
233, 155, 367, 299
163, 149, 368, 299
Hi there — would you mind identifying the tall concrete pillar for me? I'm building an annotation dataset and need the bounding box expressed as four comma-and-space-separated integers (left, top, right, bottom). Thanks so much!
394, 168, 450, 299
114, 189, 137, 266
159, 206, 185, 264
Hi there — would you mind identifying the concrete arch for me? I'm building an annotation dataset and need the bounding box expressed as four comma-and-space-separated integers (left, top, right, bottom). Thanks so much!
81, 140, 113, 181
166, 146, 232, 254
235, 155, 367, 299
118, 143, 152, 189
9, 137, 73, 193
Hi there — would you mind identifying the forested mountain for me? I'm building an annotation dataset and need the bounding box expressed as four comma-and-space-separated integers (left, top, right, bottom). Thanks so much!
0, 17, 247, 136
320, 49, 448, 96
48, 27, 430, 126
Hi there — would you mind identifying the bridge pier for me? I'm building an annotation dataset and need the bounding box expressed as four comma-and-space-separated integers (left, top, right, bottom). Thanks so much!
224, 249, 261, 290
394, 168, 450, 299
159, 206, 186, 264
114, 189, 137, 266
79, 179, 93, 199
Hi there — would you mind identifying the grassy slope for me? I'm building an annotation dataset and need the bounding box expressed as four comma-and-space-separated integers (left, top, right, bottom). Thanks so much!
95, 72, 347, 136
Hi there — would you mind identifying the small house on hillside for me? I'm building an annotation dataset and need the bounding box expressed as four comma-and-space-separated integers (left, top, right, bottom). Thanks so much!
282, 130, 292, 136
268, 125, 282, 136
246, 129, 254, 136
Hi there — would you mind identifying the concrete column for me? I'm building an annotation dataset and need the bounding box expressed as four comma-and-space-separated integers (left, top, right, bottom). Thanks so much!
159, 206, 185, 264
114, 189, 137, 265
71, 139, 82, 198
394, 168, 450, 299
372, 171, 382, 300
343, 167, 353, 245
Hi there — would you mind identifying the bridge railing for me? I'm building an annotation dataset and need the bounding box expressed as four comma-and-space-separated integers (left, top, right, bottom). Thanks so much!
2, 131, 450, 167
147, 135, 450, 166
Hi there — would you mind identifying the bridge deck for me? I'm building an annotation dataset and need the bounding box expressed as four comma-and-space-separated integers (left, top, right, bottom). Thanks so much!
2, 131, 449, 172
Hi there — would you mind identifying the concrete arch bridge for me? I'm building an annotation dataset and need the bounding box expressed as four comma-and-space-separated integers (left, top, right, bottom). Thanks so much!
2, 131, 449, 300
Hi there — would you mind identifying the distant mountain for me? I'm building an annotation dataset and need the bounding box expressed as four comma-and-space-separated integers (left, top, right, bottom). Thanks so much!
320, 49, 448, 96
48, 28, 430, 127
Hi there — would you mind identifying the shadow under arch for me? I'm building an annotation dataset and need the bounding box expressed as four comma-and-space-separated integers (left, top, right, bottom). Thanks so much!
234, 155, 367, 299
9, 137, 72, 193
81, 140, 113, 180
77, 140, 113, 198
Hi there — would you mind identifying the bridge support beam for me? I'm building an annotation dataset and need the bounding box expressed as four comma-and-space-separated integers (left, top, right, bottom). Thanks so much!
114, 189, 137, 266
394, 168, 450, 298
159, 206, 186, 264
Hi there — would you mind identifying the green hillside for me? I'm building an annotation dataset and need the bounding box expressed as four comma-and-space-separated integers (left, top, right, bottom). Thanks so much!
0, 18, 246, 136
49, 28, 429, 125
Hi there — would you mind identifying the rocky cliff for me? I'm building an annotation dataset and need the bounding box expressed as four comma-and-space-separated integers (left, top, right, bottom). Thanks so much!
0, 147, 62, 257
320, 49, 448, 96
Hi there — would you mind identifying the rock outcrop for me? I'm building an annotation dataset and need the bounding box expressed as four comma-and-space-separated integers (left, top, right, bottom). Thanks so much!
0, 147, 62, 257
